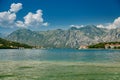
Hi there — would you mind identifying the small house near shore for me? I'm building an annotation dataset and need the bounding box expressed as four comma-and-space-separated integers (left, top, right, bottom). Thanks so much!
79, 45, 88, 49
0, 44, 3, 46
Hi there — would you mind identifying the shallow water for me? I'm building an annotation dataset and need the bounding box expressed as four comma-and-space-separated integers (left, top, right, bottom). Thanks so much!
0, 49, 120, 62
1, 49, 120, 80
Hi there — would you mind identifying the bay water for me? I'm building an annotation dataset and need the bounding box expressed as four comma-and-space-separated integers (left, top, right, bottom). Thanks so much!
0, 49, 120, 63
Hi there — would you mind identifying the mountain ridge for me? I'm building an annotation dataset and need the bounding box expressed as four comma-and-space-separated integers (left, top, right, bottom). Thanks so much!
6, 25, 120, 48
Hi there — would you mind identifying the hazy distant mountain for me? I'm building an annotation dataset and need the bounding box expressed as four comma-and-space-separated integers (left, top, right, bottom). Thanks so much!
0, 33, 8, 38
0, 33, 2, 37
7, 25, 120, 48
0, 33, 4, 38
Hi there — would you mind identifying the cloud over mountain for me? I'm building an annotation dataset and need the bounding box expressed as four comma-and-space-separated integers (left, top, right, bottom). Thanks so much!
97, 17, 120, 29
70, 17, 120, 30
0, 3, 48, 28
108, 17, 120, 29
0, 11, 16, 28
70, 25, 84, 28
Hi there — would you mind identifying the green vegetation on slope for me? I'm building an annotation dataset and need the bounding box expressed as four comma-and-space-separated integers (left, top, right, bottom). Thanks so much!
0, 38, 33, 49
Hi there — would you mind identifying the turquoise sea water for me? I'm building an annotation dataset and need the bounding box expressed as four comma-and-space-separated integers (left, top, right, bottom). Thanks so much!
0, 49, 120, 62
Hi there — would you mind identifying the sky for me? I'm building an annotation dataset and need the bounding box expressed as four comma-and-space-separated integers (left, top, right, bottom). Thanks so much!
0, 0, 120, 34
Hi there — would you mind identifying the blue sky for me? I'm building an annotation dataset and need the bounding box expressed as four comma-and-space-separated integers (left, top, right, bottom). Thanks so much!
0, 0, 120, 33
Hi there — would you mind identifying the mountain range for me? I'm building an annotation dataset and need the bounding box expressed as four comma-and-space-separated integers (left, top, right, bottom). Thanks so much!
6, 25, 120, 48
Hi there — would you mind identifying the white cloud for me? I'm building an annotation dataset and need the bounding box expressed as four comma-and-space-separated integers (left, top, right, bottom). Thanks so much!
0, 3, 48, 28
9, 3, 22, 13
42, 22, 49, 26
97, 24, 105, 28
15, 21, 25, 28
22, 10, 47, 27
97, 17, 120, 29
70, 25, 84, 28
0, 11, 16, 28
107, 17, 120, 29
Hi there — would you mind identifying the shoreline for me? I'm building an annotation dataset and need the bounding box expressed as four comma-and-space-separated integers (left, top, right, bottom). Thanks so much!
1, 60, 120, 65
1, 47, 120, 50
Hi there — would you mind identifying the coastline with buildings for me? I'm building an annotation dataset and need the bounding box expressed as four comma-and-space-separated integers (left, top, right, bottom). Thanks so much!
81, 42, 120, 49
